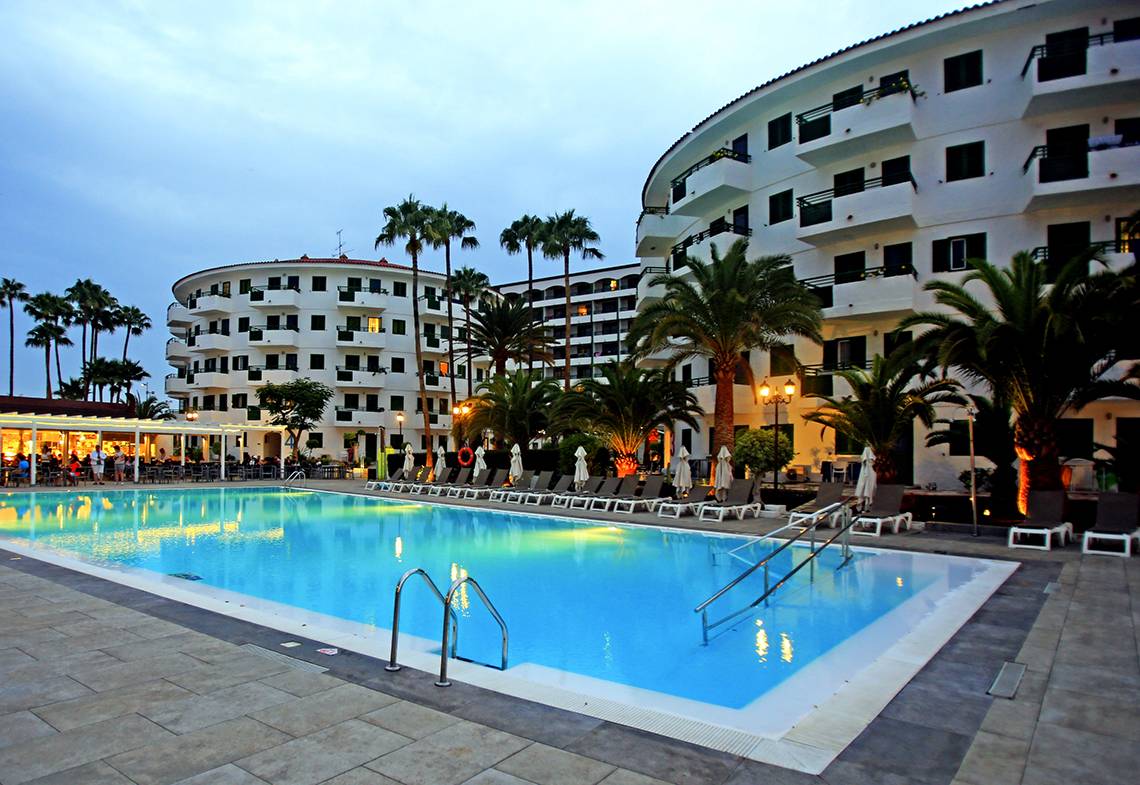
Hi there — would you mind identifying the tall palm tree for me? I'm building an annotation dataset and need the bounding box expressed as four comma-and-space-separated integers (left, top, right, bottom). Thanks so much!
628, 238, 823, 475
469, 296, 552, 375
376, 195, 435, 464
106, 359, 149, 402
129, 393, 176, 420
0, 278, 28, 396
925, 392, 1018, 514
802, 354, 959, 483
25, 324, 61, 399
500, 215, 545, 371
83, 356, 118, 402
449, 266, 491, 397
425, 205, 479, 407
65, 279, 98, 365
553, 361, 702, 476
539, 210, 604, 390
23, 293, 73, 391
116, 305, 151, 361
900, 251, 1138, 507
58, 376, 87, 400
467, 370, 562, 447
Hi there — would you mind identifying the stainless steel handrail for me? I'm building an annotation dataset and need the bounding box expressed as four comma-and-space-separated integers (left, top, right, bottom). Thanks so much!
386, 568, 458, 672
283, 469, 306, 487
695, 505, 855, 644
436, 576, 509, 687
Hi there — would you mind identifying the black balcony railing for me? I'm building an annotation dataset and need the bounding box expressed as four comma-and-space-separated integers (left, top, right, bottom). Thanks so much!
670, 148, 752, 203
248, 284, 300, 302
186, 291, 230, 309
636, 205, 670, 228
795, 82, 918, 144
425, 336, 441, 349
1021, 31, 1119, 79
799, 263, 916, 308
670, 222, 752, 257
797, 173, 916, 228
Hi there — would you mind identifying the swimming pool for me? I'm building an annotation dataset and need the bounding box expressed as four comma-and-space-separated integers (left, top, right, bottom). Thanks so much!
0, 487, 1013, 768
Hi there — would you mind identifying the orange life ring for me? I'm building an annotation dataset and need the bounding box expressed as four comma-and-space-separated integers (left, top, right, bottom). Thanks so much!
458, 446, 474, 467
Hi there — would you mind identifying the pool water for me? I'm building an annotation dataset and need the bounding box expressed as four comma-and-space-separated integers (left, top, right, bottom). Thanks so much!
0, 487, 1001, 734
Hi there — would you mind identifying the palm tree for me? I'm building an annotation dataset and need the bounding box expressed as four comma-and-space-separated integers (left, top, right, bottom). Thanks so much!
107, 359, 148, 402
539, 210, 604, 390
0, 278, 28, 396
467, 370, 562, 446
25, 324, 61, 399
802, 354, 959, 483
65, 279, 99, 365
901, 251, 1137, 507
469, 296, 552, 375
116, 305, 151, 361
425, 205, 479, 407
23, 293, 73, 391
500, 215, 545, 371
553, 361, 702, 476
83, 356, 118, 402
926, 393, 1018, 514
449, 266, 491, 397
627, 238, 823, 475
58, 376, 87, 400
376, 195, 435, 463
129, 393, 175, 420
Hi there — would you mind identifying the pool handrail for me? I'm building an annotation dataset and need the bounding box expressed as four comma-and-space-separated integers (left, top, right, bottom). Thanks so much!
386, 568, 459, 672
436, 575, 509, 687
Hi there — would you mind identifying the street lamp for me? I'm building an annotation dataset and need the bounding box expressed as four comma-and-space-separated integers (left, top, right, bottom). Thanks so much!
396, 412, 404, 445
759, 378, 796, 490
966, 405, 979, 537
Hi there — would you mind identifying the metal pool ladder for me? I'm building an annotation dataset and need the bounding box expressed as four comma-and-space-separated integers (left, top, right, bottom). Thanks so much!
385, 567, 509, 687
694, 508, 857, 645
283, 470, 307, 487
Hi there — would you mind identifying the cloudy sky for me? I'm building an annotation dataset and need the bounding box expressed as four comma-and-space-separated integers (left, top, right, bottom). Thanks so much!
1, 0, 965, 398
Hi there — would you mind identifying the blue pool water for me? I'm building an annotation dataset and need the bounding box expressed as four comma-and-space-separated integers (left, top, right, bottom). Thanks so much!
0, 487, 994, 717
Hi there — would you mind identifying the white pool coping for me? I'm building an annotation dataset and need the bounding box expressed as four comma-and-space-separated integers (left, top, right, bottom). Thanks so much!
0, 486, 1017, 774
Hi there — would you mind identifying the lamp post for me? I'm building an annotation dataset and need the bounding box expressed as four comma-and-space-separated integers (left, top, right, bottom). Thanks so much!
967, 405, 979, 537
451, 403, 471, 447
396, 412, 404, 446
759, 378, 796, 490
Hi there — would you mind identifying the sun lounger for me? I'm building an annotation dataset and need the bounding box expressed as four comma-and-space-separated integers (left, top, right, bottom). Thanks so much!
431, 467, 470, 496
589, 476, 638, 511
1008, 490, 1073, 551
366, 467, 404, 491
490, 470, 533, 502
446, 468, 481, 497
507, 470, 549, 504
612, 475, 666, 514
788, 482, 848, 528
657, 485, 712, 518
524, 474, 573, 505
699, 479, 763, 522
410, 466, 454, 494
1081, 492, 1140, 557
390, 467, 426, 493
552, 477, 603, 508
464, 469, 503, 500
851, 485, 912, 536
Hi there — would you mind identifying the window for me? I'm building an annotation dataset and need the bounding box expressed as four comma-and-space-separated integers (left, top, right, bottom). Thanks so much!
884, 330, 912, 359
732, 205, 749, 232
834, 251, 866, 285
237, 317, 250, 333
944, 50, 983, 92
390, 395, 404, 411
391, 357, 405, 373
239, 279, 251, 295
822, 336, 866, 370
1116, 16, 1140, 42
285, 314, 298, 331
310, 315, 325, 331
393, 281, 407, 297
268, 276, 281, 290
767, 113, 792, 149
835, 431, 864, 456
731, 133, 748, 156
312, 276, 326, 292
832, 85, 863, 111
232, 393, 247, 409
769, 189, 793, 224
310, 354, 325, 370
932, 233, 986, 272
834, 167, 865, 197
946, 141, 985, 181
369, 278, 384, 293
367, 316, 382, 333
1115, 117, 1140, 147
883, 242, 913, 276
681, 428, 693, 452
307, 433, 324, 449
392, 319, 406, 335
770, 344, 797, 375
881, 155, 911, 187
879, 70, 909, 96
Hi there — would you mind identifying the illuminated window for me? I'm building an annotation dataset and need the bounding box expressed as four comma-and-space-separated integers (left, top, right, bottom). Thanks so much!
367, 317, 382, 333
439, 361, 449, 375
609, 279, 618, 290
577, 305, 589, 317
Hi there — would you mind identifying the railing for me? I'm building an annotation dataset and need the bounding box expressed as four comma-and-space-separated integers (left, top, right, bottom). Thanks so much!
637, 205, 670, 227
283, 469, 306, 487
670, 222, 752, 256
248, 284, 300, 301
386, 568, 459, 673
1030, 241, 1129, 262
670, 148, 752, 202
640, 265, 669, 278
248, 325, 299, 341
797, 173, 916, 227
1021, 31, 1118, 78
799, 262, 917, 290
795, 82, 918, 143
186, 291, 231, 309
436, 575, 509, 686
694, 512, 855, 644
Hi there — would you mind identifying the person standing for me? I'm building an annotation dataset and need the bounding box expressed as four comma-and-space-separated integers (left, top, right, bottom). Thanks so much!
90, 444, 107, 485
113, 447, 126, 483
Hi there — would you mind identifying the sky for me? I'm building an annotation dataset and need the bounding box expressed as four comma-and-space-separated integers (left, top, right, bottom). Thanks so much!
0, 0, 968, 398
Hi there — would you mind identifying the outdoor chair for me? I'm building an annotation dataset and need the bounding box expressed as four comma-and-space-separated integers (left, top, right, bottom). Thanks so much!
463, 469, 503, 500
431, 467, 470, 496
698, 479, 763, 522
1081, 493, 1140, 557
851, 485, 912, 536
589, 476, 638, 511
508, 470, 550, 504
787, 482, 848, 528
1008, 490, 1073, 551
657, 485, 712, 518
490, 470, 533, 502
524, 474, 573, 505
551, 476, 603, 508
391, 467, 425, 493
411, 466, 454, 494
612, 475, 666, 514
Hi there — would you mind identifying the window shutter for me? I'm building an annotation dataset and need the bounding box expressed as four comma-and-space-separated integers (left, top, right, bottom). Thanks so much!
850, 336, 867, 368
967, 233, 987, 260
932, 239, 951, 272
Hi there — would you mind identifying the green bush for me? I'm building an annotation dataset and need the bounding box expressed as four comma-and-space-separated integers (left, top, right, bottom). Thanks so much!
734, 429, 795, 480
558, 433, 609, 476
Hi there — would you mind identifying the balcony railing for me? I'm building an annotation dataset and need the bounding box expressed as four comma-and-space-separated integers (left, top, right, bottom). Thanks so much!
670, 222, 752, 257
797, 173, 916, 227
1020, 30, 1118, 79
796, 82, 918, 143
248, 284, 300, 301
247, 325, 298, 341
670, 148, 751, 203
799, 263, 915, 308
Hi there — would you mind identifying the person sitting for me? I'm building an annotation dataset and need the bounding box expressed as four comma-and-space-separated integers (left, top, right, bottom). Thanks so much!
13, 454, 30, 485
65, 455, 82, 486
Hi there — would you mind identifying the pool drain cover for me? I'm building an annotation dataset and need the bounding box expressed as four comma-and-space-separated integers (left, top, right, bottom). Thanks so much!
988, 661, 1026, 699
168, 572, 202, 581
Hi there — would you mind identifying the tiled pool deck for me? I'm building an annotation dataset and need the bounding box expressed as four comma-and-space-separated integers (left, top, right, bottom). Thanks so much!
0, 481, 1136, 785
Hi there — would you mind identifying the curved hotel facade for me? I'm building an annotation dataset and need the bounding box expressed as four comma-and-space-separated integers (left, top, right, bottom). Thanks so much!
637, 0, 1140, 486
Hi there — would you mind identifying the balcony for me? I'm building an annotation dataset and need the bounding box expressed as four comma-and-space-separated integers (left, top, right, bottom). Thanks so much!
193, 371, 230, 391
166, 338, 191, 363
794, 85, 918, 166
335, 367, 387, 388
1029, 241, 1135, 279
671, 221, 752, 267
187, 331, 232, 353
335, 327, 387, 349
247, 286, 300, 308
1022, 141, 1140, 211
1021, 33, 1140, 117
636, 264, 670, 304
798, 360, 872, 398
795, 174, 917, 245
635, 208, 694, 257
247, 326, 299, 347
167, 302, 192, 328
245, 366, 298, 385
164, 373, 191, 397
337, 286, 387, 307
669, 148, 752, 217
800, 264, 919, 320
334, 407, 386, 428
186, 292, 232, 316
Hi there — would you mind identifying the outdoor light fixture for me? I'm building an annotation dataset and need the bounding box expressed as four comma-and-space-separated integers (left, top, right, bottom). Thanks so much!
452, 406, 461, 416
758, 378, 796, 490
185, 411, 199, 422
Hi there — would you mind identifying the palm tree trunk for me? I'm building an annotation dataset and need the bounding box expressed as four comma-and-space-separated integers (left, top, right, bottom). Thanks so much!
563, 248, 571, 391
527, 243, 535, 374
7, 299, 14, 397
43, 345, 52, 399
465, 300, 474, 399
122, 330, 130, 361
1015, 417, 1063, 513
411, 251, 433, 468
445, 242, 457, 409
872, 454, 899, 484
54, 341, 63, 391
711, 363, 736, 484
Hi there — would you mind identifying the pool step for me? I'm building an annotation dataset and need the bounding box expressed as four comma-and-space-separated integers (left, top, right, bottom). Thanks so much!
240, 643, 329, 673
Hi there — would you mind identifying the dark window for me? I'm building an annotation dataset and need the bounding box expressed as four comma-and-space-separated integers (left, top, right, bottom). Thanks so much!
391, 357, 405, 373
310, 354, 325, 370
1046, 221, 1090, 280
884, 329, 912, 359
267, 276, 282, 290
944, 50, 983, 92
883, 242, 913, 276
307, 433, 323, 449
285, 353, 298, 371
1116, 117, 1140, 146
731, 133, 748, 156
265, 355, 279, 370
769, 190, 793, 224
932, 233, 986, 272
393, 281, 407, 297
834, 251, 866, 284
237, 317, 249, 333
285, 314, 298, 331
368, 278, 383, 293
1040, 124, 1089, 182
879, 69, 909, 96
239, 279, 251, 295
835, 431, 864, 456
390, 395, 404, 411
1056, 418, 1094, 459
681, 363, 693, 383
232, 393, 247, 409
1116, 16, 1140, 42
392, 319, 406, 335
347, 276, 362, 291
833, 167, 865, 197
1038, 27, 1088, 82
768, 113, 792, 149
345, 354, 361, 371
946, 141, 985, 181
310, 315, 325, 330
822, 336, 866, 370
680, 428, 693, 452
312, 276, 326, 292
944, 421, 971, 456
832, 85, 863, 111
732, 205, 749, 232
770, 344, 797, 375
881, 155, 911, 186
266, 315, 280, 330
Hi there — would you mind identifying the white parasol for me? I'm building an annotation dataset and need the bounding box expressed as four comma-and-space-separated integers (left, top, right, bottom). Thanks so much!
509, 443, 524, 483
402, 443, 415, 477
714, 445, 733, 501
673, 446, 692, 493
573, 445, 589, 490
434, 445, 446, 480
855, 446, 877, 508
473, 445, 488, 477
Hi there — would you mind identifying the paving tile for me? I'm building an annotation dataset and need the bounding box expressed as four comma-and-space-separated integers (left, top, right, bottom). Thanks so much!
954, 730, 1028, 785
0, 646, 36, 671
17, 629, 147, 660
0, 674, 93, 713
978, 697, 1040, 741
451, 690, 603, 748
496, 743, 615, 785
0, 625, 70, 649
125, 617, 195, 641
69, 652, 207, 692
1023, 722, 1140, 785
838, 717, 973, 785
821, 760, 934, 785
22, 761, 136, 785
237, 718, 411, 785
97, 631, 228, 662
565, 723, 738, 785
250, 683, 398, 737
171, 764, 271, 784
462, 771, 536, 785
34, 678, 194, 733
722, 760, 823, 784
257, 669, 342, 697
366, 721, 530, 785
143, 680, 296, 734
597, 770, 676, 785
165, 653, 293, 695
0, 713, 173, 784
0, 709, 57, 749
320, 768, 404, 785
1038, 685, 1140, 741
106, 717, 291, 785
1047, 661, 1140, 698
880, 681, 992, 736
361, 699, 460, 739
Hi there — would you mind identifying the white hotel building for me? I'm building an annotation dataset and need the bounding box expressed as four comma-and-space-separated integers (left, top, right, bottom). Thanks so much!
636, 0, 1139, 486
